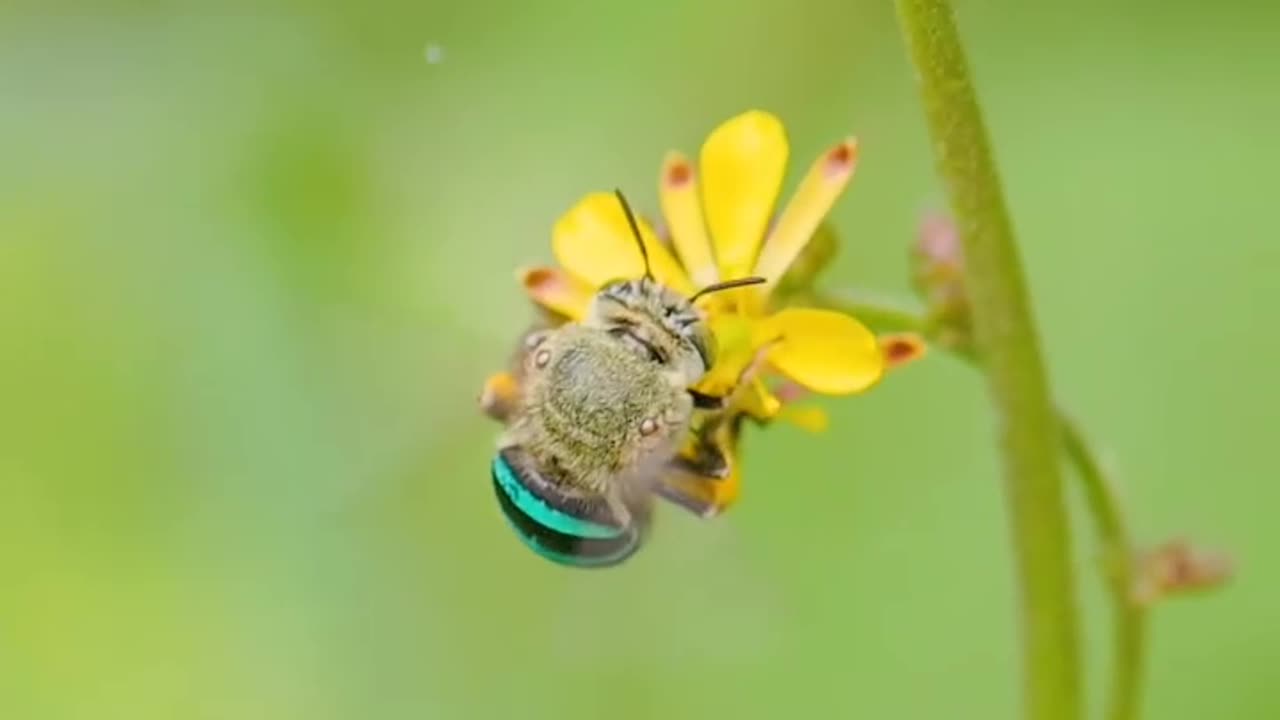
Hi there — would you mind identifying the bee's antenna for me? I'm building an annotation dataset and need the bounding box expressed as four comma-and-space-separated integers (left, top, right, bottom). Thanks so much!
614, 188, 653, 281
689, 276, 767, 302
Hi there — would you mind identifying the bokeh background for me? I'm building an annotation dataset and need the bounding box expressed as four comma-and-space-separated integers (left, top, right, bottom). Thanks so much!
3, 1, 1277, 718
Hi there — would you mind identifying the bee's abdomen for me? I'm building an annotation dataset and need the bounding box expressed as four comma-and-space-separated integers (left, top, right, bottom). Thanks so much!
491, 447, 640, 568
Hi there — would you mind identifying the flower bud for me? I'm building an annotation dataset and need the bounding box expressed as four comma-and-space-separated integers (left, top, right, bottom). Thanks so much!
1130, 538, 1233, 606
910, 212, 972, 351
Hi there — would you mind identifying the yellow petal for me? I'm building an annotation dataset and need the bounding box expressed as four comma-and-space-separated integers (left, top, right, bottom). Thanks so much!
754, 138, 859, 288
761, 308, 883, 394
740, 377, 781, 420
517, 266, 593, 320
777, 405, 829, 433
690, 313, 757, 398
880, 332, 928, 371
552, 192, 694, 294
699, 110, 788, 279
659, 152, 719, 288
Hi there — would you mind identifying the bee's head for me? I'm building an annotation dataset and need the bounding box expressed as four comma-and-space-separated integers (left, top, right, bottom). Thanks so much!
590, 189, 766, 388
587, 277, 714, 386
490, 446, 645, 568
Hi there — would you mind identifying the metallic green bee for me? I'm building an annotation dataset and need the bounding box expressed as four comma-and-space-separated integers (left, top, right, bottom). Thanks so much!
490, 190, 762, 568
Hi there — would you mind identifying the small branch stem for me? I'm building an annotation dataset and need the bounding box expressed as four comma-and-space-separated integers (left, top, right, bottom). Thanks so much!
808, 290, 1146, 720
892, 1, 1081, 716
800, 289, 928, 333
1060, 416, 1146, 720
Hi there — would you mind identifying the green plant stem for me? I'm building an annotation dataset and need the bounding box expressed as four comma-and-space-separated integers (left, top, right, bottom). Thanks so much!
805, 290, 1145, 720
799, 289, 929, 333
891, 2, 1081, 718
1060, 417, 1146, 720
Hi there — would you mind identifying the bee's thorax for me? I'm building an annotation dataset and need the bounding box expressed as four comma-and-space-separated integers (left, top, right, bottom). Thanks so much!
513, 326, 690, 496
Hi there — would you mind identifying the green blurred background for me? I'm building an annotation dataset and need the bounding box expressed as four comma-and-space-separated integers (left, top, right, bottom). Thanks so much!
2, 1, 1276, 718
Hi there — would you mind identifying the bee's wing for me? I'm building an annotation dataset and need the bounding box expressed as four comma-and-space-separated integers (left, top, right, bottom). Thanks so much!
539, 430, 769, 658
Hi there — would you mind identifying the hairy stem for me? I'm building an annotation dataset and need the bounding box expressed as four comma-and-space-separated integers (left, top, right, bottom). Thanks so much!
892, 1, 1081, 718
806, 289, 1145, 720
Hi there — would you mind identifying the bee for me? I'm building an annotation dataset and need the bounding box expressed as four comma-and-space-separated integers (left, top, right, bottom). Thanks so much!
489, 190, 763, 568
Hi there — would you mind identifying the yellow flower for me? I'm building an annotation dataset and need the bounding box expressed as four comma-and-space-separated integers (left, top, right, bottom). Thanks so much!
522, 110, 904, 406
489, 109, 927, 515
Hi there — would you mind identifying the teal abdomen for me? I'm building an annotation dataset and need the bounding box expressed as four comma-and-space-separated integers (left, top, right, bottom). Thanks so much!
488, 448, 640, 566
490, 448, 641, 568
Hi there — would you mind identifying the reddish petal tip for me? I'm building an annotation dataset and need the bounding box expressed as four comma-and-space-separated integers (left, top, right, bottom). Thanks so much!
824, 139, 859, 179
665, 160, 693, 188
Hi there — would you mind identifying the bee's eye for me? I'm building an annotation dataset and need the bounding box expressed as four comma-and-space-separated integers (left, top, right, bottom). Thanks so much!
608, 325, 667, 365
689, 331, 713, 372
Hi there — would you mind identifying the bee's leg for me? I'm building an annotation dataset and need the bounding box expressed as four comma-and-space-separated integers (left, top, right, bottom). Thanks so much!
656, 471, 737, 519
671, 440, 730, 480
687, 389, 726, 411
655, 475, 715, 517
604, 490, 634, 529
672, 405, 730, 479
659, 414, 741, 517
479, 371, 521, 423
